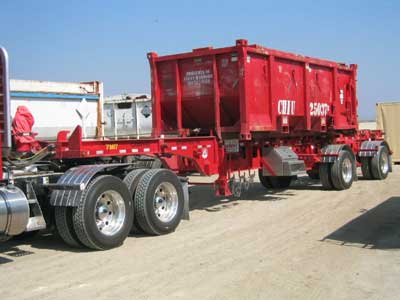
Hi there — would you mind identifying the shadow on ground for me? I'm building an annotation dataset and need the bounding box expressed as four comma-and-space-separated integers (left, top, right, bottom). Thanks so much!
0, 231, 92, 264
189, 176, 326, 212
323, 196, 400, 249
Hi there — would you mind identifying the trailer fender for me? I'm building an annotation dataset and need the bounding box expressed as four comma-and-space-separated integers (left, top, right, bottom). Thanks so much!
358, 140, 392, 172
321, 144, 355, 163
50, 164, 130, 207
321, 144, 357, 180
359, 140, 391, 156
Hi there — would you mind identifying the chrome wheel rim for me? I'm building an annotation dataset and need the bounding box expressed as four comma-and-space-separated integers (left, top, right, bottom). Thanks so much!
94, 190, 126, 236
380, 151, 389, 174
342, 157, 353, 184
153, 182, 178, 223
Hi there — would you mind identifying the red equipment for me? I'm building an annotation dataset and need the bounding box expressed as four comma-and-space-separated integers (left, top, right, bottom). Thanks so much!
12, 105, 40, 153
0, 41, 392, 250
52, 39, 390, 196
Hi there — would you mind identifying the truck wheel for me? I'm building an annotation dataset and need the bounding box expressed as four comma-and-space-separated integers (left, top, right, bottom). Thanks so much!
330, 150, 355, 190
135, 169, 184, 235
319, 163, 333, 189
370, 146, 390, 180
258, 170, 293, 189
55, 207, 82, 248
361, 157, 372, 179
123, 169, 148, 233
72, 175, 133, 250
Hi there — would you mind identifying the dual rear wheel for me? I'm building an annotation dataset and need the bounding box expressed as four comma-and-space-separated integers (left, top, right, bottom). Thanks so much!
55, 169, 184, 250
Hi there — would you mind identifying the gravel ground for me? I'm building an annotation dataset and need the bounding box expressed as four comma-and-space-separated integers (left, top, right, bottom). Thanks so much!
1, 165, 399, 300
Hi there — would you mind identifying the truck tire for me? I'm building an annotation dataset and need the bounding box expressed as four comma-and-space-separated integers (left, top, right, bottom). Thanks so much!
361, 157, 373, 179
123, 169, 148, 233
330, 150, 355, 190
258, 169, 293, 189
319, 163, 333, 189
55, 207, 82, 248
370, 146, 390, 180
135, 169, 184, 235
72, 175, 133, 250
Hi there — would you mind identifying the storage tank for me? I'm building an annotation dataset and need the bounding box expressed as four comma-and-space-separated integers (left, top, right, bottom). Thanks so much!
10, 79, 103, 140
104, 93, 152, 138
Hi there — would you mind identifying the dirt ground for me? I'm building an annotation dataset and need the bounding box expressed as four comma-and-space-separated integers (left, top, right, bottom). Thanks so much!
1, 166, 400, 300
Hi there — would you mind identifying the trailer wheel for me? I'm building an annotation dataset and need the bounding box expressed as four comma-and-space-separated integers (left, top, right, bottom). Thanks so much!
330, 150, 355, 190
0, 235, 11, 242
134, 169, 184, 235
258, 169, 273, 188
72, 175, 133, 250
319, 163, 333, 189
123, 169, 148, 233
55, 207, 82, 248
370, 146, 390, 180
258, 170, 293, 189
361, 157, 373, 179
307, 168, 320, 180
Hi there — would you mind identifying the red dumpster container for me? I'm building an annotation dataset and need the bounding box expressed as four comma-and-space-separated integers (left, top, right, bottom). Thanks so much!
148, 39, 358, 140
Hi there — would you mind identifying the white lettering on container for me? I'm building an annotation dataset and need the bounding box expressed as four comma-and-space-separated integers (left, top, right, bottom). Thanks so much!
183, 69, 213, 86
278, 100, 296, 115
309, 102, 330, 116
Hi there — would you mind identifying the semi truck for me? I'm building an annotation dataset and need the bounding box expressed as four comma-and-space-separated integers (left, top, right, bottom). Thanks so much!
0, 40, 392, 250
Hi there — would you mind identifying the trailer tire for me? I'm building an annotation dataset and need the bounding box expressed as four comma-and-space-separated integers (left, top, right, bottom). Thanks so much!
135, 169, 184, 235
72, 175, 133, 250
370, 146, 390, 180
55, 207, 82, 248
123, 169, 148, 233
307, 169, 320, 180
319, 163, 333, 189
361, 157, 373, 179
258, 170, 293, 189
330, 150, 354, 190
258, 169, 272, 188
0, 235, 11, 242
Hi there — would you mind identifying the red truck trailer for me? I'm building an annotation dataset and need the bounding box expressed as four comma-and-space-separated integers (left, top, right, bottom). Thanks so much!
0, 40, 392, 250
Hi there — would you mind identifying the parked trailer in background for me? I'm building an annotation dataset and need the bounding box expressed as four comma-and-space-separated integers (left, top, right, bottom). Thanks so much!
377, 102, 400, 163
104, 93, 152, 138
0, 41, 392, 250
10, 79, 104, 140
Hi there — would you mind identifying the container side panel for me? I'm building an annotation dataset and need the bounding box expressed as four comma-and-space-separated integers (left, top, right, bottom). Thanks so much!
273, 57, 305, 130
246, 53, 271, 130
308, 64, 333, 130
335, 69, 356, 128
157, 61, 177, 132
180, 56, 215, 129
217, 52, 240, 127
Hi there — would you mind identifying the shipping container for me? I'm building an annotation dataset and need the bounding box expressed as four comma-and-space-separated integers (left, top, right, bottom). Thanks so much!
149, 39, 358, 139
10, 79, 104, 140
104, 93, 152, 138
376, 102, 400, 163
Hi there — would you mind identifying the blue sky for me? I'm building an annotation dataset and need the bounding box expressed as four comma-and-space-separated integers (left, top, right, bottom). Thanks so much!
1, 0, 399, 120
